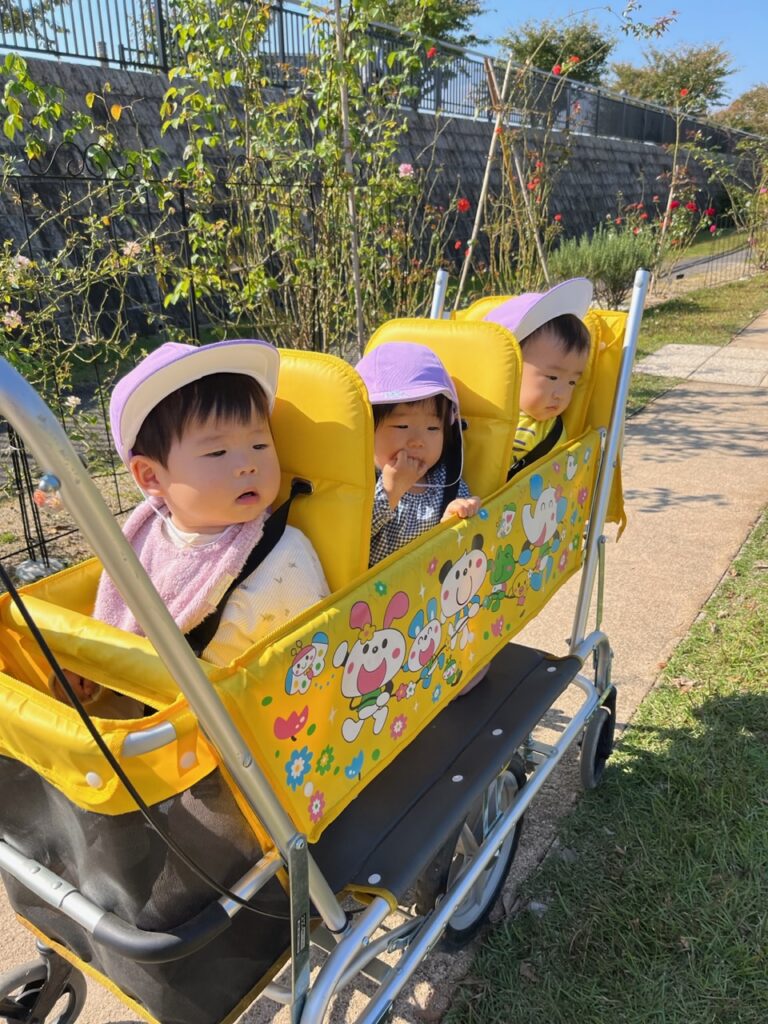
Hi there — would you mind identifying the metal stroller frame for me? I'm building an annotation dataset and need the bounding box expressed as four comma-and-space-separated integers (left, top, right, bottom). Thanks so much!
0, 269, 649, 1024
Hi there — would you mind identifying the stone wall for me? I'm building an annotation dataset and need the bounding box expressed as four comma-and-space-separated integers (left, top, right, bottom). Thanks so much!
3, 58, 726, 242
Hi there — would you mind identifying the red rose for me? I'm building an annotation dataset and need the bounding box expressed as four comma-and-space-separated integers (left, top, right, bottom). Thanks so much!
615, 217, 622, 225
552, 64, 562, 76
686, 201, 697, 212
709, 224, 717, 234
494, 125, 503, 136
706, 206, 716, 216
457, 197, 470, 213
553, 213, 563, 222
670, 200, 680, 209
569, 55, 580, 63
426, 46, 437, 59
454, 240, 462, 250
640, 212, 649, 220
679, 87, 689, 97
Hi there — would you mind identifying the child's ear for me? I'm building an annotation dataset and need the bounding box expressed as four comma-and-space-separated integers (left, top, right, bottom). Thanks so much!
129, 454, 164, 497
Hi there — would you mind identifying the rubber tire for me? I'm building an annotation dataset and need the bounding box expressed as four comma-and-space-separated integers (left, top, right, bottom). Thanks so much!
414, 755, 526, 950
579, 702, 616, 790
0, 958, 86, 1024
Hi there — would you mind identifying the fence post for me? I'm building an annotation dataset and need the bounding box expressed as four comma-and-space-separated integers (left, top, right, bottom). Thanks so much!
154, 0, 168, 72
434, 64, 442, 112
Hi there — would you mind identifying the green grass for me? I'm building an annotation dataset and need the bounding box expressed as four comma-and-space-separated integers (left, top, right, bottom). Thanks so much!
682, 226, 747, 263
627, 272, 768, 415
447, 511, 768, 1024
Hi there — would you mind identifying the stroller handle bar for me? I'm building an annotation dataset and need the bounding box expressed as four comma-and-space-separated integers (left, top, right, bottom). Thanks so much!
570, 267, 650, 650
0, 357, 349, 937
0, 838, 283, 964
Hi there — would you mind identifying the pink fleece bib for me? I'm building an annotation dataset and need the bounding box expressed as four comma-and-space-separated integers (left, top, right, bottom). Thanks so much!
93, 499, 266, 636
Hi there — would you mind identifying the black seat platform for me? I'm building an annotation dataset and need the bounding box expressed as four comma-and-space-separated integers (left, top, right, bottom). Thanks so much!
312, 642, 583, 899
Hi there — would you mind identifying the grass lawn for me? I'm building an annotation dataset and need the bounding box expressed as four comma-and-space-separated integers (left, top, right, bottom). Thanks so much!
447, 511, 768, 1024
681, 226, 747, 263
627, 272, 768, 416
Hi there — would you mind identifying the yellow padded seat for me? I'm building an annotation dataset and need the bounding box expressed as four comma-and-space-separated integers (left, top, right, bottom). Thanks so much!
272, 349, 374, 593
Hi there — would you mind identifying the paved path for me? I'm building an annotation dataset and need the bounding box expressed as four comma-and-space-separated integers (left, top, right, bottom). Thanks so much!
3, 311, 768, 1023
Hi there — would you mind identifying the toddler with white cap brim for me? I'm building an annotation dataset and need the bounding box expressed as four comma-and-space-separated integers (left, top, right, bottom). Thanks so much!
484, 278, 593, 468
51, 339, 329, 716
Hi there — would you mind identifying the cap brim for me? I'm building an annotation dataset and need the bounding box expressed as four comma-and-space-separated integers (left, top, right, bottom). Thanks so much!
489, 278, 593, 342
120, 340, 279, 462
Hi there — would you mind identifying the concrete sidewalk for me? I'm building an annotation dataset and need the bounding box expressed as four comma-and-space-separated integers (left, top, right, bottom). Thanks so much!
2, 312, 768, 1024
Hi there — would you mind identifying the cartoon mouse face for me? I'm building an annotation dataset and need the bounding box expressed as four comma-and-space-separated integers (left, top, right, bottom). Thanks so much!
522, 484, 566, 547
439, 535, 488, 618
407, 599, 442, 672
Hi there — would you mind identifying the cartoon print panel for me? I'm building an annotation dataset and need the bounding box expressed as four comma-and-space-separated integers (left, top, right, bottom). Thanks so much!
222, 431, 602, 841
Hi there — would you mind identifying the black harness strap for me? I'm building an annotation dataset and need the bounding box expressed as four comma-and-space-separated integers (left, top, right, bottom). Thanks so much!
507, 415, 564, 481
185, 478, 312, 657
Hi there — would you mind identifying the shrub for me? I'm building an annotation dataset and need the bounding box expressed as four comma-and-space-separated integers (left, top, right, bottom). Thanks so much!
548, 225, 657, 306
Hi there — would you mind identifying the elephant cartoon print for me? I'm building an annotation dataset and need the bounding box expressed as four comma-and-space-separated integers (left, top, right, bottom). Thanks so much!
439, 534, 488, 650
333, 592, 410, 743
519, 474, 568, 590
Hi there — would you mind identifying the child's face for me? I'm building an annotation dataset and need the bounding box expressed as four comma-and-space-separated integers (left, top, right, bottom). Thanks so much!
374, 399, 445, 482
132, 407, 281, 534
518, 328, 588, 422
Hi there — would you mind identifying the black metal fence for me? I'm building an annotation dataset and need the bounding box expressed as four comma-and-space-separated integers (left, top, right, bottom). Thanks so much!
0, 0, 753, 153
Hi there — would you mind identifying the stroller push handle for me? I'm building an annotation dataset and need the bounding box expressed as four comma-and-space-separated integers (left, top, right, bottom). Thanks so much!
0, 838, 283, 964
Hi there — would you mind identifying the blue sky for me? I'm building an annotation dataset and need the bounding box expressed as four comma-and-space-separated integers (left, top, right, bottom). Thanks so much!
468, 0, 767, 106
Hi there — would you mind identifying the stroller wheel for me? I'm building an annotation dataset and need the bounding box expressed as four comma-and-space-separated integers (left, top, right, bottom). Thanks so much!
414, 755, 526, 950
580, 689, 617, 790
0, 957, 86, 1024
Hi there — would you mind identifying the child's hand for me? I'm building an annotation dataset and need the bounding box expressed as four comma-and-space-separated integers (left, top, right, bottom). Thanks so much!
381, 449, 427, 508
441, 496, 482, 522
49, 668, 100, 706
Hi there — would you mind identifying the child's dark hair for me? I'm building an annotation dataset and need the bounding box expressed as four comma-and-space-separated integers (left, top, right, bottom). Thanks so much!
522, 313, 590, 355
133, 372, 270, 466
373, 394, 454, 460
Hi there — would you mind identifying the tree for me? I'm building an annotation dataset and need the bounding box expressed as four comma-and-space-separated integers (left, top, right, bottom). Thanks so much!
609, 44, 734, 114
374, 0, 485, 47
712, 84, 768, 137
499, 18, 616, 86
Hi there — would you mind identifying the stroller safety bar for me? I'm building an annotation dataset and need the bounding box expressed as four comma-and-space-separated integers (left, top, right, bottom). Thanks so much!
0, 841, 282, 964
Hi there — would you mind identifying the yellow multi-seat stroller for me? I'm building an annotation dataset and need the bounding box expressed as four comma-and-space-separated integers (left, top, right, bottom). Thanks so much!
0, 271, 649, 1024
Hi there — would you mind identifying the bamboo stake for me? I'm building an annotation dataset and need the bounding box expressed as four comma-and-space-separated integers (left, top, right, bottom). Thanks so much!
332, 0, 365, 352
487, 60, 551, 289
452, 56, 515, 312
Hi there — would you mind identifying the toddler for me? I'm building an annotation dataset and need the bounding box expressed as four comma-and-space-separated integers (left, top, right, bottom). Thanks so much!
53, 339, 329, 713
484, 278, 593, 473
355, 342, 481, 567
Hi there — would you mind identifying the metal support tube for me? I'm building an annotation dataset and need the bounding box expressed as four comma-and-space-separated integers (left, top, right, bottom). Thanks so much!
569, 269, 650, 652
0, 360, 347, 936
429, 269, 449, 319
357, 668, 602, 1024
300, 898, 391, 1023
